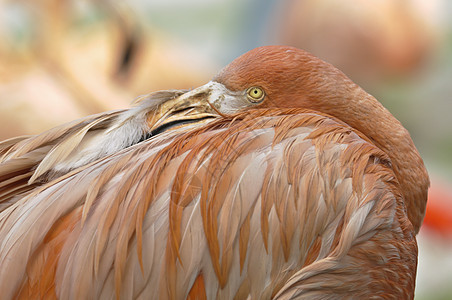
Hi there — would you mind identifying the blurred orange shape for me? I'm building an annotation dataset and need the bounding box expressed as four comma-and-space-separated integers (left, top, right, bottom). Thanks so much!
423, 179, 452, 238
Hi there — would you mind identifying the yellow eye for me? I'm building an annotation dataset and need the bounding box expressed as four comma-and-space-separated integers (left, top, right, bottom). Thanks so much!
246, 87, 265, 103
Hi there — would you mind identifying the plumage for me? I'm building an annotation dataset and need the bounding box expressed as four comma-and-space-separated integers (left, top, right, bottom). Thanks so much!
0, 46, 428, 299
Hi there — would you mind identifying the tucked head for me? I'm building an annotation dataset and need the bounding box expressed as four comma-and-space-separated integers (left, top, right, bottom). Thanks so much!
150, 45, 361, 120
147, 45, 429, 233
212, 45, 354, 111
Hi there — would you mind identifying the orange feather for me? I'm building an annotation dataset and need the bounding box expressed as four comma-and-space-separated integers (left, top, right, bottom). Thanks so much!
0, 46, 428, 299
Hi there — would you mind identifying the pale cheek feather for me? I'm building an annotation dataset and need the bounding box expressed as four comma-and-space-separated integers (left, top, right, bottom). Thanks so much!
52, 114, 148, 173
52, 100, 158, 174
0, 90, 186, 188
206, 81, 251, 114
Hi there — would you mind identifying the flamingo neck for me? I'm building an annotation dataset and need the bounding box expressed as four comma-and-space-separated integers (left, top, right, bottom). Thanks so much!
312, 85, 429, 233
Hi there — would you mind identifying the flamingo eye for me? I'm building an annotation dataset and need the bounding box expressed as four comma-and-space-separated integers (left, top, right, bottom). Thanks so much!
246, 87, 265, 103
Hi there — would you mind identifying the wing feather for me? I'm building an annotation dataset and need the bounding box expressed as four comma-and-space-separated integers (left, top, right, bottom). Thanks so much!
0, 109, 417, 299
0, 90, 188, 214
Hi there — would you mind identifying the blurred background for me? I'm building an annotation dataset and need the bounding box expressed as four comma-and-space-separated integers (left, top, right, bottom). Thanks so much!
0, 0, 451, 298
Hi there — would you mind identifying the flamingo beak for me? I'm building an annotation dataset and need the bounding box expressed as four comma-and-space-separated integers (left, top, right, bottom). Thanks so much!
147, 83, 223, 135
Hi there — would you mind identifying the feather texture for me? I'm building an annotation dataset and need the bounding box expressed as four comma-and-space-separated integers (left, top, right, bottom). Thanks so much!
0, 109, 417, 299
0, 45, 426, 299
0, 90, 187, 213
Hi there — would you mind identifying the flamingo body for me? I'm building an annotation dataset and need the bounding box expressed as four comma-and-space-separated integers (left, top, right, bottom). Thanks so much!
0, 46, 428, 299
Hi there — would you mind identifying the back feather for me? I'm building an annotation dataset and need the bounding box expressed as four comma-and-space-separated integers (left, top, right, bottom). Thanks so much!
0, 109, 417, 299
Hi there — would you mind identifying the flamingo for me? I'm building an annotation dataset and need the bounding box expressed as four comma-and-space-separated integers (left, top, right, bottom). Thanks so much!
0, 45, 429, 299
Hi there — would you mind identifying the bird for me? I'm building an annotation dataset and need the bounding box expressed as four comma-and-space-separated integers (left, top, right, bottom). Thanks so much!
0, 45, 429, 299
